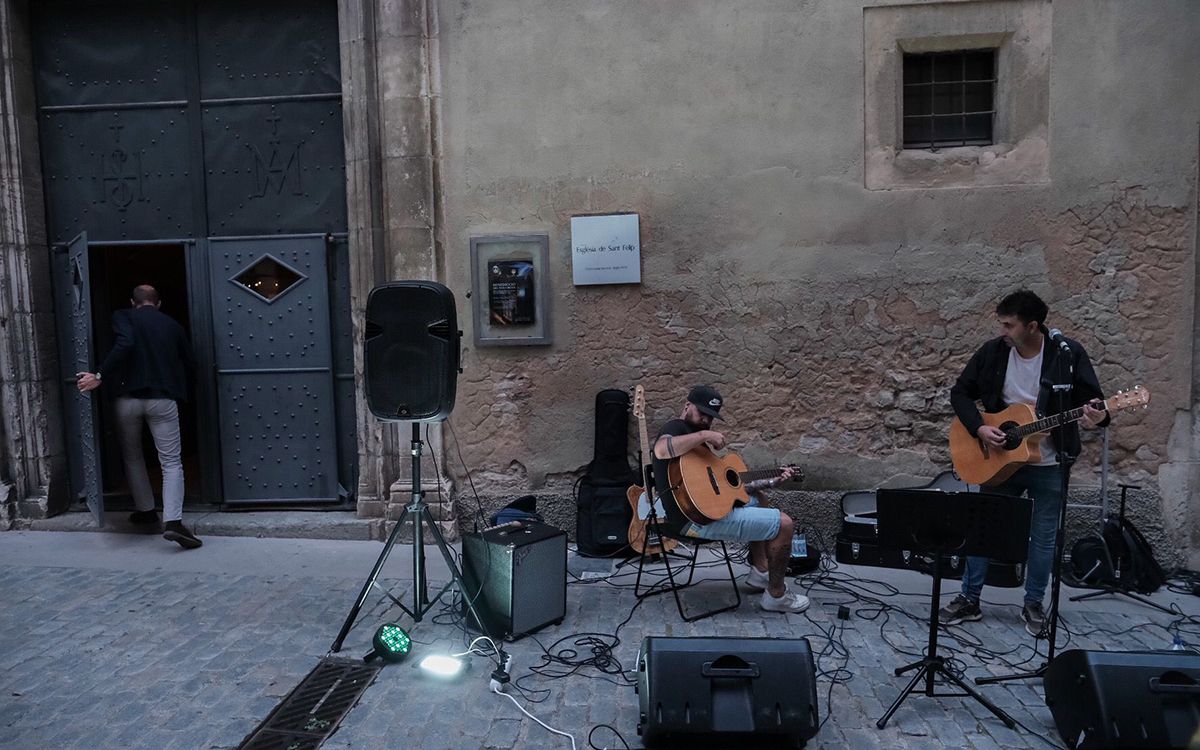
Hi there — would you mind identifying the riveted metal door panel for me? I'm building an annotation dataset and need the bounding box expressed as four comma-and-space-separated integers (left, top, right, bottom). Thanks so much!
39, 107, 194, 244
201, 99, 347, 237
195, 0, 340, 101
32, 1, 189, 108
209, 235, 338, 503
32, 0, 193, 244
51, 233, 105, 525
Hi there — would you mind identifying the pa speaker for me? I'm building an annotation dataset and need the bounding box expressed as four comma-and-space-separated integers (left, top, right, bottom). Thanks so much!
364, 281, 460, 421
1043, 649, 1200, 748
637, 636, 820, 748
461, 521, 567, 640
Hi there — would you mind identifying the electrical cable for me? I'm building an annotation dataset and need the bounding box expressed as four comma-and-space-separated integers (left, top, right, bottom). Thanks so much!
492, 683, 578, 750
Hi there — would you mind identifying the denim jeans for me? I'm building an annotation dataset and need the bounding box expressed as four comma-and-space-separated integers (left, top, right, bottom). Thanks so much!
961, 464, 1064, 605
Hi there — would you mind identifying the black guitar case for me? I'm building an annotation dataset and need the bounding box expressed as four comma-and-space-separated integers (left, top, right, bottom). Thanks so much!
575, 389, 637, 558
834, 471, 1025, 588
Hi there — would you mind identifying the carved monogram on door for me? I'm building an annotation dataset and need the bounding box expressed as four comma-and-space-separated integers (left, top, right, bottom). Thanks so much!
247, 107, 303, 197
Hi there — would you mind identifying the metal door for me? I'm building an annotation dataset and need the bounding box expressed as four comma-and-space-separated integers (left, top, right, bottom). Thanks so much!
208, 235, 339, 504
51, 233, 105, 525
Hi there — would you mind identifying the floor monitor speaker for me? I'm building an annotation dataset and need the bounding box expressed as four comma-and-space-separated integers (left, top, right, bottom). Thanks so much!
1043, 648, 1200, 748
637, 636, 820, 748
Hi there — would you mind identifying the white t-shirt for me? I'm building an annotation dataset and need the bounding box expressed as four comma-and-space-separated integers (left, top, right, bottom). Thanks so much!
1002, 346, 1057, 466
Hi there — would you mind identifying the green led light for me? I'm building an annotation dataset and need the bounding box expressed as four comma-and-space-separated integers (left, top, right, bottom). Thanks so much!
369, 623, 412, 664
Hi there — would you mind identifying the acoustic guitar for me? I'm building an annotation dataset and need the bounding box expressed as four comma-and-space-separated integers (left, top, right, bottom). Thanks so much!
667, 445, 804, 525
949, 386, 1150, 485
626, 386, 678, 555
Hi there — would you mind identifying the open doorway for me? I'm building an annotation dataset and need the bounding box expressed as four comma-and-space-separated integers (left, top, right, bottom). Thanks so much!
89, 243, 205, 509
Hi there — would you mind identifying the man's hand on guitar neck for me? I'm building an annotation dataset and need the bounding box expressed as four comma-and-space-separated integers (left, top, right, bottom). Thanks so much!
1080, 401, 1106, 429
745, 466, 796, 494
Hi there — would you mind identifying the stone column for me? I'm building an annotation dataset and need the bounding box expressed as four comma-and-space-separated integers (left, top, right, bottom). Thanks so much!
0, 0, 66, 524
339, 0, 452, 536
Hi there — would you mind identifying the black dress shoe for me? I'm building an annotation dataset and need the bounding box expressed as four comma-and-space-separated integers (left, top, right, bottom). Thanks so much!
129, 510, 160, 526
163, 521, 203, 549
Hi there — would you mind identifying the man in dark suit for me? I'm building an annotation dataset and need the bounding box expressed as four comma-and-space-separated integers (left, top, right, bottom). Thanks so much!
77, 285, 202, 549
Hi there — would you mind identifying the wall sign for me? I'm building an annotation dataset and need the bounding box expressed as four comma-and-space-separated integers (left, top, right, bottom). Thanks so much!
570, 213, 641, 286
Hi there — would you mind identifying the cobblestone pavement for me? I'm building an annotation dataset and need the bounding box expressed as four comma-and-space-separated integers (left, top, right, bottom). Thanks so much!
2, 529, 1197, 749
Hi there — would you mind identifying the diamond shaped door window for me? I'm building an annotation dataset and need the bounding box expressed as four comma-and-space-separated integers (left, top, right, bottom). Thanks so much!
231, 254, 307, 303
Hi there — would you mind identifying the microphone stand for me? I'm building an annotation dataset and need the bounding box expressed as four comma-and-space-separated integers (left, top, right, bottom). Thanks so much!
977, 333, 1075, 685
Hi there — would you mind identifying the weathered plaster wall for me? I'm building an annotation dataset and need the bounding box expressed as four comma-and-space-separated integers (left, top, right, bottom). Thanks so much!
431, 0, 1199, 562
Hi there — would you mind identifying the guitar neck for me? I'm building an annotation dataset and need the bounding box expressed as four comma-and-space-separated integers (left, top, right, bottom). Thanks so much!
739, 468, 787, 482
1013, 401, 1098, 438
634, 387, 655, 496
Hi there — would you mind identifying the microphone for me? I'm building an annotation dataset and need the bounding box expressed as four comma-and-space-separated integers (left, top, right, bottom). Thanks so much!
1047, 328, 1071, 352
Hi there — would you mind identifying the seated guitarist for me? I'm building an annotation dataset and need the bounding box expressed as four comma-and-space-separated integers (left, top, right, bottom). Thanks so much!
652, 385, 808, 614
940, 290, 1108, 636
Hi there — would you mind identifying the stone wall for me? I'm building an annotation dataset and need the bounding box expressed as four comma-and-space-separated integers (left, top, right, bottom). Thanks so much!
430, 0, 1200, 563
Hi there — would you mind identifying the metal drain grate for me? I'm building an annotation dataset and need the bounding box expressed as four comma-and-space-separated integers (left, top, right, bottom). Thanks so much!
239, 658, 381, 750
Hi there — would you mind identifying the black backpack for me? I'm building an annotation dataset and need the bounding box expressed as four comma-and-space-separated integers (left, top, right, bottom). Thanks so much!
1102, 515, 1166, 594
575, 389, 637, 558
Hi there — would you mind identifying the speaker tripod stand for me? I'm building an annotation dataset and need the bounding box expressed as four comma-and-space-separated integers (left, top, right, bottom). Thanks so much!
331, 423, 483, 652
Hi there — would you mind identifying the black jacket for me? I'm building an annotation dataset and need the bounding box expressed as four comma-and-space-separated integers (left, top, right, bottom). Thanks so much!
950, 334, 1109, 460
97, 306, 196, 401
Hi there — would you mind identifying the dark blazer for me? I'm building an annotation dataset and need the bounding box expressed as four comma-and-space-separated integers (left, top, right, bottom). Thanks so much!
97, 306, 196, 402
950, 334, 1109, 460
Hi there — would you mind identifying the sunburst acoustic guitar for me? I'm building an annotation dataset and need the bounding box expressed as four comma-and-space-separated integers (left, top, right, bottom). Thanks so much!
949, 386, 1150, 485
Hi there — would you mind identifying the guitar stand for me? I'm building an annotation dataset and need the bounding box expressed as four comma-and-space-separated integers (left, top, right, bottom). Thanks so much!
1068, 483, 1174, 615
1069, 585, 1176, 615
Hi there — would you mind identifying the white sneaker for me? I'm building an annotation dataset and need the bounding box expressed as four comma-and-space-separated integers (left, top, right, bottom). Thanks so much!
745, 566, 769, 591
760, 589, 810, 613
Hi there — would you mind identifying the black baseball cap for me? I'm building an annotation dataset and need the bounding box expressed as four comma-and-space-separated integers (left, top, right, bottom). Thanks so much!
687, 385, 724, 420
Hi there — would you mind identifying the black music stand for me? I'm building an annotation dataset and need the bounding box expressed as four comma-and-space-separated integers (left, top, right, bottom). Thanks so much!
874, 489, 1032, 730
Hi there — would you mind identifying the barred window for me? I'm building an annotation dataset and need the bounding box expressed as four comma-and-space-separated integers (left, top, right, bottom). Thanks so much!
902, 50, 996, 149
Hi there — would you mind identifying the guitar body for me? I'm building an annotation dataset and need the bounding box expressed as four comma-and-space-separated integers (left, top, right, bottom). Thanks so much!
626, 484, 678, 555
949, 403, 1043, 486
668, 445, 750, 525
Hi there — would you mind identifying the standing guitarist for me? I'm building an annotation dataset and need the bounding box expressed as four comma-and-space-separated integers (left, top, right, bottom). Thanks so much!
652, 385, 808, 614
940, 290, 1108, 636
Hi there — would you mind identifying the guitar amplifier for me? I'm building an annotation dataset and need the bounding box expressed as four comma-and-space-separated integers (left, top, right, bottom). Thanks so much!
461, 522, 567, 640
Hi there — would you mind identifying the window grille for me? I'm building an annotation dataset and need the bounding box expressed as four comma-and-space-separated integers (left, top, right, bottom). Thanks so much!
902, 50, 996, 149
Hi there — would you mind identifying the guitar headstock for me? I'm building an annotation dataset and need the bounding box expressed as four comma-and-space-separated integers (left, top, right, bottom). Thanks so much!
633, 384, 645, 420
1106, 386, 1151, 413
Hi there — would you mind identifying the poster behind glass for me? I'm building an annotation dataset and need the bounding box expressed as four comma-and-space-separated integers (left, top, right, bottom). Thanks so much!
488, 259, 536, 326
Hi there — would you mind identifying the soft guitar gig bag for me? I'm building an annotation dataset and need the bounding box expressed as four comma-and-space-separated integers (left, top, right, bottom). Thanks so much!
575, 389, 637, 558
